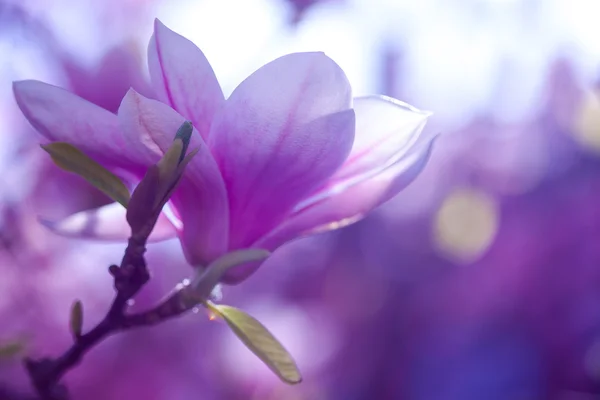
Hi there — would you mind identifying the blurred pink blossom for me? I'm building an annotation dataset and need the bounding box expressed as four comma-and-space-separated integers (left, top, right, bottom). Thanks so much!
13, 19, 434, 283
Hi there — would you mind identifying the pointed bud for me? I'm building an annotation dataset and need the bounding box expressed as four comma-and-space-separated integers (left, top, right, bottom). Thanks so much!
69, 300, 83, 340
126, 165, 160, 237
125, 121, 195, 238
156, 140, 183, 185
157, 148, 200, 209
153, 121, 195, 209
174, 121, 193, 163
156, 120, 192, 179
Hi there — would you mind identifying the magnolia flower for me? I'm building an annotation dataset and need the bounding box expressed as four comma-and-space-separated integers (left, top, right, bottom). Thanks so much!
61, 44, 153, 114
13, 19, 434, 283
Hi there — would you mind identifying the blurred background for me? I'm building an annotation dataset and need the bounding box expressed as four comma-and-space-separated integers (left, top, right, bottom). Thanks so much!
2, 0, 600, 399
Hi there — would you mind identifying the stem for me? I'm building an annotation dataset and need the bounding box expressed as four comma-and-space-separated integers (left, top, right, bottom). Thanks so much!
25, 284, 200, 400
25, 237, 154, 400
24, 122, 197, 399
26, 314, 115, 396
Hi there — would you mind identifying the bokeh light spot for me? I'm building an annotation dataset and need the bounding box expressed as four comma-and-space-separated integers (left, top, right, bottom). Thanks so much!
573, 91, 600, 153
433, 187, 499, 263
309, 215, 363, 235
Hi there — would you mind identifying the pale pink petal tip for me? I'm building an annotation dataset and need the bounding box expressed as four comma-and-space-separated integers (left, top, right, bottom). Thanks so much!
148, 18, 224, 140
39, 202, 177, 242
254, 127, 438, 254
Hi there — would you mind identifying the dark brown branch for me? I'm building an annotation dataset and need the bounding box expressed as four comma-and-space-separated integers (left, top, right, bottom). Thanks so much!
24, 240, 199, 400
24, 122, 197, 400
24, 237, 151, 399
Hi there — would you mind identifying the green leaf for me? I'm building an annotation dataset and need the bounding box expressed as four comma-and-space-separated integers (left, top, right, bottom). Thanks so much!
156, 138, 183, 183
41, 142, 131, 207
189, 249, 270, 303
70, 300, 83, 339
0, 339, 26, 360
156, 148, 200, 210
206, 301, 302, 384
174, 121, 193, 163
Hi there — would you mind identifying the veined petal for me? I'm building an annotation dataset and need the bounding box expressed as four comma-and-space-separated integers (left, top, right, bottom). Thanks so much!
254, 135, 437, 255
224, 119, 435, 285
118, 90, 229, 265
335, 95, 430, 181
40, 202, 177, 242
294, 95, 431, 211
62, 44, 153, 114
209, 52, 354, 249
13, 80, 155, 174
148, 19, 225, 141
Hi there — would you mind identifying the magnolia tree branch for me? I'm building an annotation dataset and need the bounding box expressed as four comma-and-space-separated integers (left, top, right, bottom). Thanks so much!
24, 235, 211, 400
24, 122, 201, 400
25, 238, 148, 399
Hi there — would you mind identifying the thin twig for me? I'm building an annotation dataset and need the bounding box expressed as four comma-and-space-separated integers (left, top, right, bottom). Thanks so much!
24, 122, 197, 399
24, 237, 150, 399
24, 236, 199, 400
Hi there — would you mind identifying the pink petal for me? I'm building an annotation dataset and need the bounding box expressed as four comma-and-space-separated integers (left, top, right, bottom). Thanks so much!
294, 96, 431, 211
62, 44, 153, 113
254, 134, 437, 256
40, 202, 177, 242
335, 95, 431, 181
13, 80, 157, 175
118, 90, 229, 265
216, 141, 433, 285
148, 19, 225, 141
208, 52, 354, 249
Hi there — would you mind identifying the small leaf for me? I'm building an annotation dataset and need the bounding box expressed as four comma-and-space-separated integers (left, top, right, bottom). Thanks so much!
156, 139, 183, 183
189, 249, 270, 303
176, 147, 199, 173
0, 339, 26, 360
154, 123, 197, 210
41, 142, 131, 207
156, 148, 200, 209
206, 302, 302, 384
70, 300, 83, 339
174, 121, 193, 163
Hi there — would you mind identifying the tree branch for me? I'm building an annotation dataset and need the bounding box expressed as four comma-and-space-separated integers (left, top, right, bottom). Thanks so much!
24, 122, 197, 400
24, 237, 150, 399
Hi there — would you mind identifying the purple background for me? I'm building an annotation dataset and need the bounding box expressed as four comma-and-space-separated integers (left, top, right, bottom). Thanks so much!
2, 0, 600, 398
